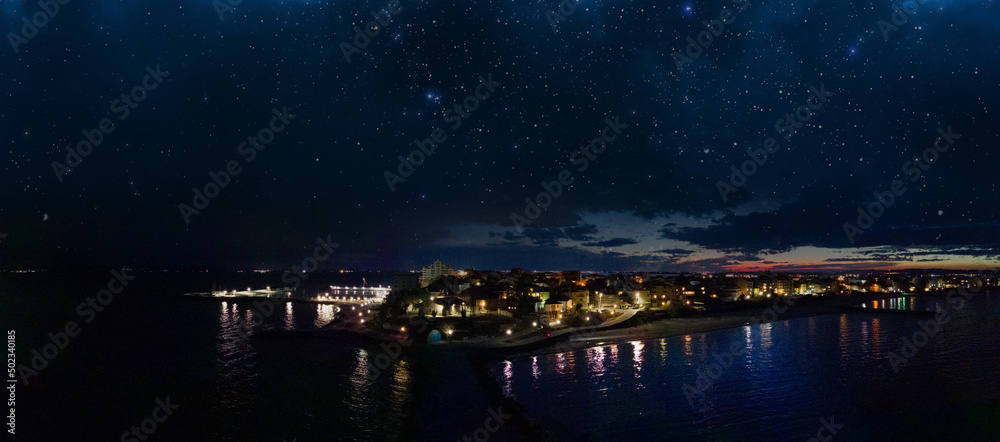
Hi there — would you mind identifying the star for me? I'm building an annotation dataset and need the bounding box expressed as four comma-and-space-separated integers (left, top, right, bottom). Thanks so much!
681, 3, 695, 17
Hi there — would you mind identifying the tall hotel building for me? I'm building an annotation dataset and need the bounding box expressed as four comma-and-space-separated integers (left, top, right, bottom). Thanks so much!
420, 260, 454, 287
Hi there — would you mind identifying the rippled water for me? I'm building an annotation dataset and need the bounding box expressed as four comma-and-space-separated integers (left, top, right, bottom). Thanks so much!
494, 293, 1000, 441
208, 299, 415, 441
7, 272, 414, 441
859, 295, 930, 311
10, 272, 999, 441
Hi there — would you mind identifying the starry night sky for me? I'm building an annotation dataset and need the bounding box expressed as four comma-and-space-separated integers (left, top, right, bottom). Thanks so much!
2, 0, 999, 272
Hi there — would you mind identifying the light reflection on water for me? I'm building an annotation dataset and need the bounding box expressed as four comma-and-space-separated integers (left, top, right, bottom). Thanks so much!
495, 298, 1000, 440
210, 298, 413, 440
214, 301, 260, 429
284, 302, 294, 330
315, 304, 337, 327
501, 360, 513, 396
217, 302, 256, 360
631, 340, 644, 378
866, 296, 929, 311
759, 321, 773, 351
389, 360, 412, 417
555, 353, 569, 374
586, 346, 606, 376
839, 313, 849, 357
17, 273, 414, 441
348, 348, 374, 406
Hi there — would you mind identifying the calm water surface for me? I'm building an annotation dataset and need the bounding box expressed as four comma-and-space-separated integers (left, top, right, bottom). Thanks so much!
7, 272, 999, 441
6, 271, 414, 442
494, 294, 1000, 441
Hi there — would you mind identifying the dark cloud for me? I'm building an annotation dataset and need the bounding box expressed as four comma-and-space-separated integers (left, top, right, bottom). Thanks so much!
658, 248, 695, 256
583, 238, 638, 248
563, 224, 600, 242
515, 223, 600, 246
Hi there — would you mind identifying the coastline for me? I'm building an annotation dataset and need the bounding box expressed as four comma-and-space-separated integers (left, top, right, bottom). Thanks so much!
422, 293, 971, 442
305, 292, 995, 441
410, 300, 840, 441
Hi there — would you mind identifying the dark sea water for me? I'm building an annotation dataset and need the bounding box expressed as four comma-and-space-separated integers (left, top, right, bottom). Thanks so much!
6, 272, 1000, 442
2, 270, 414, 442
492, 293, 1000, 441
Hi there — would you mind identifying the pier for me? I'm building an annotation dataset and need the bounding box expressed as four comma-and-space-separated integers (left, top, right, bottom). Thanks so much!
181, 285, 391, 305
319, 285, 391, 303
